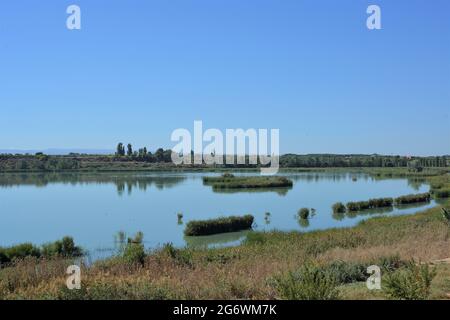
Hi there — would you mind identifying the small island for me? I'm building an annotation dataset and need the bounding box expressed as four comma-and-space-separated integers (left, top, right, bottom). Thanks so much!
202, 174, 293, 190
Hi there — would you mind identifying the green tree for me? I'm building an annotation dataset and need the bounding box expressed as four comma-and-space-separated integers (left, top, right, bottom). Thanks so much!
127, 143, 133, 156
116, 143, 125, 156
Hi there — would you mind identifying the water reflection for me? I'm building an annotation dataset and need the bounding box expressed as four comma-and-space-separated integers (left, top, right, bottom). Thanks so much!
0, 172, 187, 195
184, 230, 249, 248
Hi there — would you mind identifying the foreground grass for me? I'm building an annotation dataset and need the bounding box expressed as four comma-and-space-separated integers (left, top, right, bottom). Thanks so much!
1, 200, 449, 300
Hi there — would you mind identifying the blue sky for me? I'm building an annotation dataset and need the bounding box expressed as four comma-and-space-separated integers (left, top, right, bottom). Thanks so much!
0, 0, 449, 155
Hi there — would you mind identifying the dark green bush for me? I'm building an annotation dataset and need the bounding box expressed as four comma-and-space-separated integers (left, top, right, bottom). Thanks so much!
434, 188, 450, 198
122, 243, 146, 265
332, 202, 346, 214
0, 243, 41, 265
203, 176, 293, 189
368, 197, 393, 208
160, 243, 193, 267
298, 208, 310, 219
346, 197, 393, 212
272, 263, 340, 300
324, 261, 367, 284
383, 261, 436, 300
0, 237, 83, 265
394, 193, 431, 205
184, 215, 254, 236
41, 237, 83, 258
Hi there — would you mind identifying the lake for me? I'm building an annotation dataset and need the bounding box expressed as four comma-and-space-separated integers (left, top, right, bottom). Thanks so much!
0, 171, 435, 259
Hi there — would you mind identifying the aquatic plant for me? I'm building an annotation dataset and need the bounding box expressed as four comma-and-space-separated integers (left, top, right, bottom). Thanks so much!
298, 208, 310, 220
394, 193, 431, 205
184, 215, 254, 236
332, 202, 346, 214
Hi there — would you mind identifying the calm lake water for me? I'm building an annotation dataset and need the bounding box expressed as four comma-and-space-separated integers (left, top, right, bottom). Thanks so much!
0, 171, 435, 259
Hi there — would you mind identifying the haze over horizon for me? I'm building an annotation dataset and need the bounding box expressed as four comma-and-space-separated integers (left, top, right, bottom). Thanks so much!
1, 0, 449, 155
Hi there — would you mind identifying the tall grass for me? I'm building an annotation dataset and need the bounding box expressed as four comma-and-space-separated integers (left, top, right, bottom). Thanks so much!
184, 215, 254, 236
394, 193, 431, 205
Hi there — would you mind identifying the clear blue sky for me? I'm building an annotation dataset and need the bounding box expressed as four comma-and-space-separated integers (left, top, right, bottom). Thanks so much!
1, 0, 449, 155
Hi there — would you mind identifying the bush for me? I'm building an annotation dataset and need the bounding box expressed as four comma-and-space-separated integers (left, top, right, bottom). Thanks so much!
184, 215, 254, 236
346, 197, 393, 212
0, 243, 41, 264
160, 243, 193, 267
394, 193, 431, 205
332, 202, 346, 214
203, 176, 293, 189
324, 261, 367, 284
434, 188, 450, 198
272, 263, 340, 300
122, 243, 146, 265
41, 237, 83, 258
383, 261, 436, 300
346, 201, 370, 212
121, 232, 146, 265
298, 208, 310, 219
368, 197, 393, 208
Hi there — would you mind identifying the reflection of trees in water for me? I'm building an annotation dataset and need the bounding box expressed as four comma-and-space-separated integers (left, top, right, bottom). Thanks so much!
0, 172, 186, 195
406, 178, 426, 191
297, 217, 310, 228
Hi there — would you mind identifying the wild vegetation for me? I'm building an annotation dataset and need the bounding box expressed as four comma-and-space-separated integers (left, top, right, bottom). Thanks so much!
346, 198, 394, 212
394, 193, 431, 205
0, 168, 449, 300
203, 175, 293, 189
0, 237, 82, 265
184, 215, 254, 236
1, 150, 448, 173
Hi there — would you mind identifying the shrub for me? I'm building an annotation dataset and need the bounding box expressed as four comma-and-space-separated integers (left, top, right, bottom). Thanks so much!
122, 243, 146, 265
298, 208, 310, 219
184, 215, 254, 236
160, 243, 193, 267
368, 197, 393, 208
41, 237, 83, 258
346, 197, 393, 212
324, 261, 367, 284
332, 202, 346, 214
383, 261, 436, 300
203, 176, 293, 189
272, 264, 340, 300
0, 243, 41, 264
375, 254, 406, 273
394, 193, 431, 205
434, 188, 450, 198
